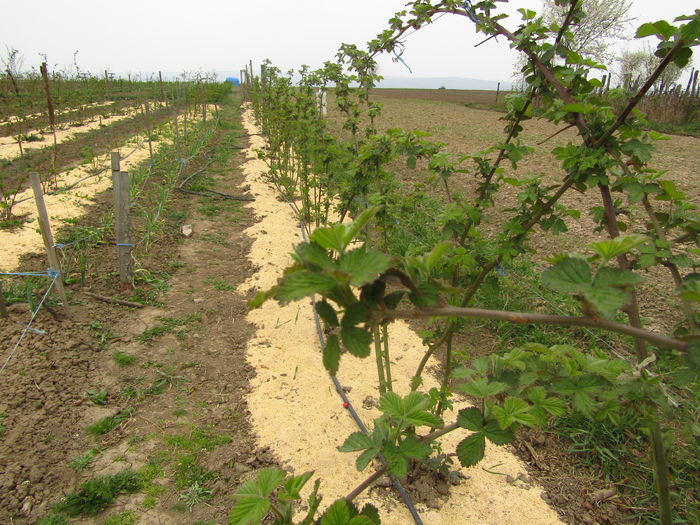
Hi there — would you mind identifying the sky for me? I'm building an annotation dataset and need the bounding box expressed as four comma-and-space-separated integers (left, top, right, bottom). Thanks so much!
0, 0, 697, 84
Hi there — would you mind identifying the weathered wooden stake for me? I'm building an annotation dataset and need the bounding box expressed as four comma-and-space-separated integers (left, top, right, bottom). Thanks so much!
29, 173, 70, 310
144, 100, 154, 162
112, 169, 134, 291
0, 281, 8, 318
39, 63, 58, 172
495, 82, 501, 104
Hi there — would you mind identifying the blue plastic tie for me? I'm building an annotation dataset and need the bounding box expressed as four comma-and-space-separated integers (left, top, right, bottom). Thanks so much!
16, 322, 47, 335
496, 264, 506, 276
392, 49, 413, 74
463, 0, 479, 23
115, 243, 135, 247
0, 270, 55, 278
47, 268, 61, 280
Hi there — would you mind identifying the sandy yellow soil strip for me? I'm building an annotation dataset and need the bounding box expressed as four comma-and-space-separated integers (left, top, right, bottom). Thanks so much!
240, 104, 563, 525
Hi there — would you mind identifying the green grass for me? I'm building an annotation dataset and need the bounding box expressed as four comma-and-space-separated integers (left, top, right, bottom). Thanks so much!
52, 470, 142, 517
70, 449, 100, 471
103, 510, 139, 525
87, 389, 109, 406
205, 275, 235, 291
137, 313, 201, 344
112, 351, 137, 366
86, 408, 135, 436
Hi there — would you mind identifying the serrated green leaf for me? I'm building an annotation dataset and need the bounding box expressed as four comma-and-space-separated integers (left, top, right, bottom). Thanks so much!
257, 468, 286, 496
583, 285, 629, 318
358, 504, 381, 524
343, 206, 382, 246
677, 280, 700, 302
379, 391, 404, 419
404, 411, 444, 428
311, 225, 347, 252
356, 448, 378, 471
593, 267, 643, 288
398, 435, 432, 460
276, 271, 338, 302
636, 20, 675, 39
316, 300, 339, 326
457, 407, 484, 431
456, 377, 508, 398
341, 326, 372, 357
283, 471, 313, 500
387, 453, 409, 479
339, 247, 392, 287
338, 432, 373, 452
572, 391, 596, 417
493, 397, 538, 428
342, 302, 369, 327
294, 242, 337, 270
456, 433, 486, 467
324, 335, 341, 375
542, 257, 591, 293
321, 499, 351, 525
229, 487, 270, 525
348, 517, 378, 525
590, 235, 645, 263
483, 420, 516, 445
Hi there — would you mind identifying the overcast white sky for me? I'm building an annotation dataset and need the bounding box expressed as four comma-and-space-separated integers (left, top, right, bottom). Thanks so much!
0, 0, 697, 83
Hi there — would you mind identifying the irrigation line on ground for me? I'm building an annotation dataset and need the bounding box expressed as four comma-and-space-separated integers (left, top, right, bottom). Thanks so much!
258, 148, 424, 523
0, 276, 57, 374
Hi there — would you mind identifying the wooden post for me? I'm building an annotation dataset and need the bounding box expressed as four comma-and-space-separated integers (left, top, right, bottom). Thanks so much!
112, 170, 134, 291
144, 100, 154, 162
29, 173, 70, 310
0, 281, 8, 318
158, 71, 165, 104
39, 63, 58, 171
495, 82, 500, 104
249, 60, 254, 82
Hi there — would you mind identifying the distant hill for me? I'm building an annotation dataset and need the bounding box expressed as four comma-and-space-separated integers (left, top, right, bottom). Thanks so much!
377, 76, 511, 91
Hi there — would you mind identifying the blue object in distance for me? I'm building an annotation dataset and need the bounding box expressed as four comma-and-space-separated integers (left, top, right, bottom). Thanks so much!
226, 77, 240, 85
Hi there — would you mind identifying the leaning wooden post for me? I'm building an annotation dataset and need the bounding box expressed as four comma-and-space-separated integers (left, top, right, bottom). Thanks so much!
495, 82, 501, 104
112, 169, 134, 292
0, 281, 8, 318
39, 63, 58, 176
29, 173, 70, 310
144, 100, 154, 162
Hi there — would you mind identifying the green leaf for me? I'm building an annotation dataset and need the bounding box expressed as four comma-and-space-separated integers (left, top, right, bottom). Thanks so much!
398, 435, 432, 460
456, 377, 508, 398
311, 225, 347, 252
386, 453, 409, 479
276, 271, 338, 302
378, 391, 404, 419
493, 397, 538, 429
583, 286, 629, 318
383, 290, 405, 309
284, 471, 314, 500
321, 499, 351, 525
456, 433, 486, 467
635, 20, 675, 39
483, 420, 516, 445
457, 407, 484, 431
677, 280, 700, 302
339, 247, 392, 287
426, 241, 454, 271
257, 468, 286, 496
343, 206, 382, 246
341, 326, 372, 357
294, 242, 337, 270
316, 300, 339, 326
528, 388, 567, 417
342, 302, 369, 327
229, 485, 270, 525
590, 235, 645, 263
324, 335, 341, 375
379, 392, 443, 428
338, 432, 373, 452
541, 257, 591, 293
355, 448, 378, 471
593, 267, 643, 288
358, 504, 381, 524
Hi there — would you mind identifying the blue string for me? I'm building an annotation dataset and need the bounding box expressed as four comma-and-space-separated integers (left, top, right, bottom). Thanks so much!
115, 243, 135, 247
463, 0, 479, 23
54, 235, 90, 250
0, 270, 57, 278
392, 49, 413, 74
15, 322, 46, 335
496, 263, 506, 276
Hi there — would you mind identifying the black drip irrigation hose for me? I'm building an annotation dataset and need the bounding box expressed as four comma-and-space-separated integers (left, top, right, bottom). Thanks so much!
298, 225, 424, 525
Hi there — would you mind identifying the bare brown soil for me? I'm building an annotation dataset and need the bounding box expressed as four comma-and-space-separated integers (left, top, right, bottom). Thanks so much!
0, 106, 274, 523
373, 88, 510, 108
